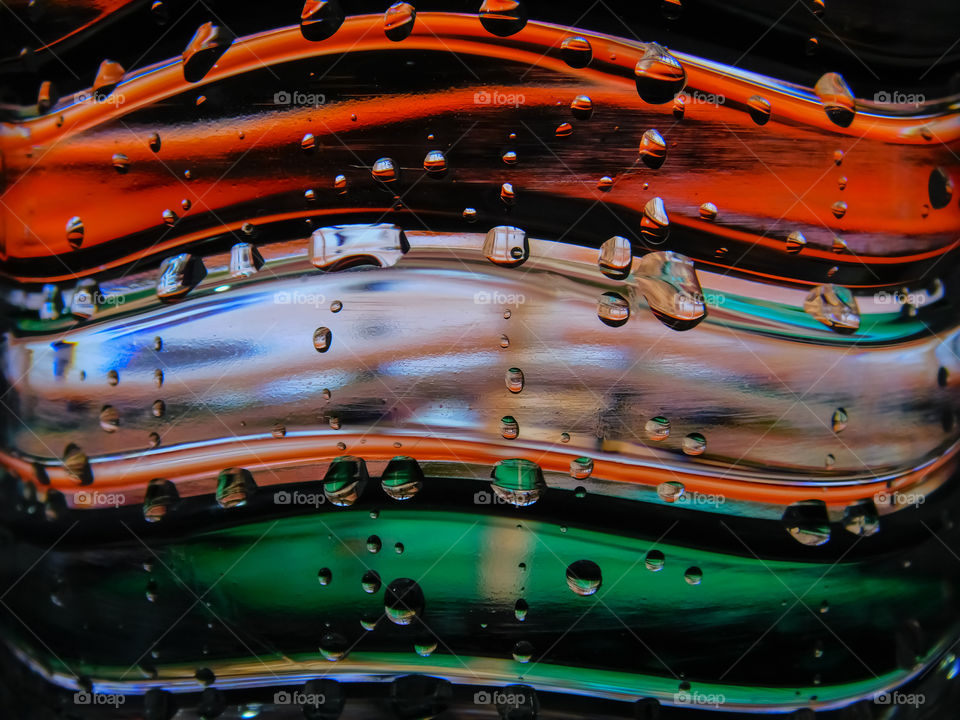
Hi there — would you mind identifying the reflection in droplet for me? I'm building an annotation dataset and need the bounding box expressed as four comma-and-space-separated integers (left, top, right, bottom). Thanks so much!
570, 457, 593, 480
555, 122, 573, 138
843, 500, 879, 536
323, 456, 368, 506
645, 416, 670, 441
313, 327, 332, 352
372, 157, 398, 183
699, 202, 718, 221
684, 567, 703, 585
385, 578, 424, 625
804, 284, 860, 333
505, 367, 524, 393
491, 458, 545, 506
657, 481, 685, 503
479, 0, 527, 37
381, 456, 424, 500
783, 500, 831, 546
361, 569, 382, 594
597, 292, 630, 327
423, 149, 447, 174
500, 416, 519, 440
786, 230, 807, 254
560, 36, 592, 68
682, 433, 706, 456
815, 72, 856, 127
645, 550, 665, 572
570, 94, 593, 119
747, 95, 771, 125
320, 632, 348, 661
483, 225, 528, 267
641, 197, 670, 243
566, 560, 602, 596
383, 2, 416, 41
639, 129, 667, 169
634, 42, 686, 104
831, 200, 848, 219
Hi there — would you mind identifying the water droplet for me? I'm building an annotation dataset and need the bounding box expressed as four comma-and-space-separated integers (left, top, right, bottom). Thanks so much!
216, 468, 256, 508
639, 128, 667, 169
597, 292, 630, 327
786, 230, 807, 253
361, 570, 382, 594
747, 95, 771, 125
180, 197, 192, 212
634, 43, 686, 104
570, 456, 593, 479
146, 579, 159, 602
698, 202, 718, 221
300, 0, 345, 41
479, 0, 527, 37
381, 456, 424, 500
512, 598, 529, 621
330, 300, 343, 313
367, 535, 382, 553
483, 225, 528, 267
99, 405, 119, 432
843, 500, 879, 536
304, 188, 316, 202
831, 200, 847, 219
682, 432, 706, 456
657, 481, 685, 502
500, 415, 519, 439
107, 369, 120, 386
463, 207, 477, 222
423, 149, 446, 173
831, 407, 848, 433
500, 182, 516, 205
502, 150, 517, 164
324, 456, 368, 506
804, 284, 860, 333
491, 458, 545, 506
385, 578, 424, 624
182, 22, 232, 83
162, 208, 178, 226
505, 367, 524, 393
929, 167, 954, 209
598, 236, 632, 279
684, 567, 702, 585
317, 567, 332, 586
110, 153, 130, 174
152, 400, 165, 418
555, 122, 573, 138
414, 639, 437, 657
301, 133, 316, 152
93, 59, 125, 96
570, 94, 593, 119
313, 327, 332, 352
66, 216, 84, 248
814, 72, 856, 127
837, 176, 847, 190
499, 334, 510, 348
360, 614, 378, 631
329, 416, 341, 430
636, 250, 705, 329
334, 174, 347, 193
143, 478, 178, 523
641, 197, 670, 243
596, 175, 613, 191
156, 253, 207, 300
645, 549, 665, 571
320, 632, 348, 661
153, 369, 164, 388
825, 453, 836, 468
645, 416, 670, 441
566, 559, 602, 596
154, 337, 163, 351
560, 36, 592, 68
560, 432, 571, 444
372, 157, 398, 183
503, 309, 512, 319
512, 640, 533, 663
782, 499, 831, 546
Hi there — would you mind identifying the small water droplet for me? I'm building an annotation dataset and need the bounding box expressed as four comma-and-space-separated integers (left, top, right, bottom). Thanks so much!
318, 568, 332, 585
500, 415, 519, 440
596, 175, 614, 191
831, 407, 848, 433
319, 632, 348, 661
500, 182, 516, 204
639, 128, 667, 169
747, 95, 771, 125
372, 157, 397, 183
381, 456, 424, 500
505, 367, 524, 393
499, 334, 510, 348
786, 230, 807, 253
570, 94, 593, 119
698, 202, 718, 221
512, 640, 533, 663
837, 176, 847, 190
645, 416, 670, 441
815, 72, 856, 127
682, 432, 706, 456
806, 36, 819, 55
99, 405, 119, 432
560, 432, 571, 443
463, 207, 477, 222
570, 456, 593, 479
502, 150, 517, 165
782, 499, 831, 546
367, 535, 382, 554
514, 598, 528, 621
111, 153, 129, 173
313, 327, 332, 352
362, 569, 382, 594
566, 559, 602, 596
162, 208, 177, 226
684, 566, 702, 585
831, 200, 848, 219
555, 122, 573, 138
645, 549, 665, 571
152, 400, 165, 418
330, 300, 343, 313
843, 500, 879, 536
66, 216, 84, 248
423, 149, 446, 173
384, 577, 424, 624
107, 369, 119, 386
657, 481, 685, 502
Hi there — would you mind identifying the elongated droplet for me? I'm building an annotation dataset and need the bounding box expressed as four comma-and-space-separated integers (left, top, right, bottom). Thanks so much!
384, 2, 416, 41
815, 72, 856, 127
216, 468, 256, 509
641, 197, 670, 243
634, 42, 686, 104
598, 236, 632, 278
639, 129, 667, 169
66, 216, 84, 248
300, 0, 345, 41
804, 284, 860, 333
505, 367, 524, 393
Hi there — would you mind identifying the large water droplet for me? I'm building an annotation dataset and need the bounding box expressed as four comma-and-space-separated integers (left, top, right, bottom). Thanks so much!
566, 559, 602, 596
804, 284, 860, 333
641, 197, 670, 243
324, 456, 368, 506
385, 578, 424, 625
782, 499, 831, 546
491, 458, 545, 506
636, 250, 706, 330
479, 0, 527, 37
560, 36, 592, 68
300, 0, 345, 41
634, 43, 686, 104
639, 129, 667, 169
505, 367, 524, 393
143, 478, 178, 523
483, 225, 528, 267
814, 72, 856, 127
384, 2, 417, 40
597, 292, 630, 327
598, 236, 632, 279
381, 456, 424, 500
216, 468, 255, 508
